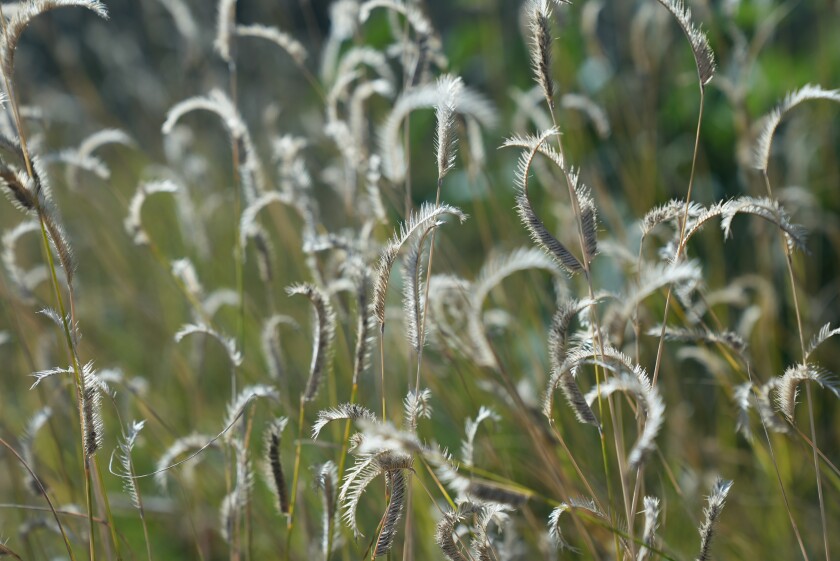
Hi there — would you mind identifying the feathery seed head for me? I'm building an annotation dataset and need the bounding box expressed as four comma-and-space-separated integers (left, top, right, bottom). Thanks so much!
435, 75, 463, 180
287, 283, 337, 401
215, 0, 237, 63
263, 417, 289, 515
754, 84, 840, 171
696, 479, 733, 561
655, 0, 716, 86
529, 0, 557, 106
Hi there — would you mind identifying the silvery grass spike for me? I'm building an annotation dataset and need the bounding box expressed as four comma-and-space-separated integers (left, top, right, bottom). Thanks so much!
235, 24, 307, 66
339, 450, 412, 540
125, 180, 178, 245
286, 283, 336, 401
618, 260, 702, 322
214, 0, 236, 65
503, 130, 598, 273
775, 363, 840, 422
315, 461, 339, 556
733, 379, 789, 441
42, 150, 109, 182
378, 78, 496, 184
467, 247, 561, 368
544, 298, 600, 426
754, 84, 840, 172
719, 197, 807, 253
527, 0, 572, 108
320, 0, 361, 81
0, 1, 108, 83
113, 420, 145, 511
219, 438, 252, 544
346, 258, 375, 385
645, 325, 748, 356
403, 388, 432, 434
20, 406, 52, 493
640, 199, 705, 240
162, 89, 264, 202
655, 0, 716, 88
223, 385, 279, 437
312, 403, 377, 442
261, 314, 299, 382
0, 154, 76, 288
373, 467, 408, 557
435, 75, 462, 182
64, 128, 134, 191
154, 433, 221, 491
638, 496, 661, 561
372, 203, 466, 327
401, 218, 435, 354
560, 93, 611, 138
435, 504, 473, 561
359, 0, 432, 39
174, 323, 242, 367
548, 497, 611, 552
262, 417, 290, 515
581, 345, 664, 470
695, 479, 733, 561
2, 219, 42, 302
154, 0, 198, 43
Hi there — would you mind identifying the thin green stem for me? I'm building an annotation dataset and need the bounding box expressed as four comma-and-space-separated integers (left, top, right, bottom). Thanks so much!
762, 170, 826, 561
0, 438, 77, 561
412, 177, 443, 395
546, 96, 623, 560
380, 325, 387, 420
285, 395, 307, 561
228, 60, 243, 401
0, 5, 101, 556
753, 372, 810, 561
651, 87, 705, 388
92, 456, 122, 560
641, 88, 706, 553
38, 219, 97, 561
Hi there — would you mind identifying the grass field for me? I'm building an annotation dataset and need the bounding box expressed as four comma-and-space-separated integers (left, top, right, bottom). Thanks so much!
1, 1, 839, 560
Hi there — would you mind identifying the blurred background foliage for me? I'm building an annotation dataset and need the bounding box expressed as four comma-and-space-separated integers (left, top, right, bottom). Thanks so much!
1, 0, 839, 559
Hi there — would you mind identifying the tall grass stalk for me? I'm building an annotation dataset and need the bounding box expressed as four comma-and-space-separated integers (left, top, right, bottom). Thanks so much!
284, 394, 306, 561
0, 8, 103, 557
762, 167, 825, 561
0, 437, 77, 561
526, 2, 627, 551
218, 0, 245, 400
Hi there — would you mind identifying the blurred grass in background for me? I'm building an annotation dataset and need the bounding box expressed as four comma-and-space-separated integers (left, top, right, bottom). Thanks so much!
1, 0, 839, 559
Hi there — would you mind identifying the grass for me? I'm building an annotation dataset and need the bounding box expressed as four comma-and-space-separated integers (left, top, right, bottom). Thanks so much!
0, 0, 839, 560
